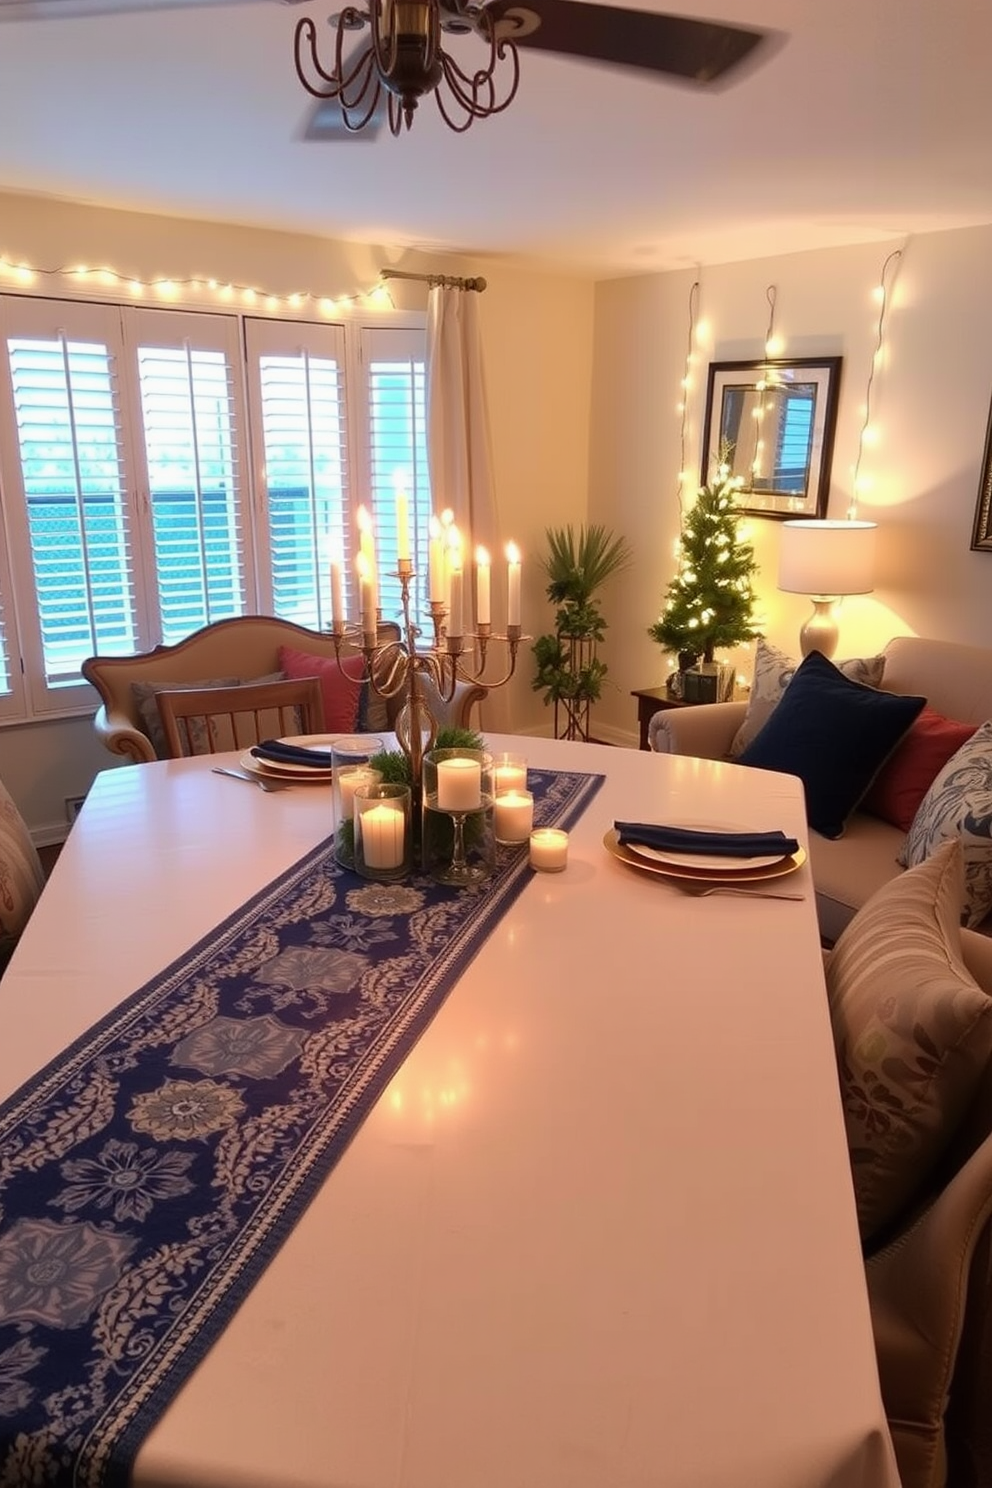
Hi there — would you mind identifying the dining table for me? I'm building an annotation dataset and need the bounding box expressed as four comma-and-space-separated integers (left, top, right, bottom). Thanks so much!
0, 732, 899, 1488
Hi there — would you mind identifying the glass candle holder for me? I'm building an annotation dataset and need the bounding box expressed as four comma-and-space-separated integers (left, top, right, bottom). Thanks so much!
529, 828, 569, 872
494, 789, 534, 845
331, 734, 384, 869
354, 782, 412, 882
421, 747, 495, 886
492, 751, 528, 797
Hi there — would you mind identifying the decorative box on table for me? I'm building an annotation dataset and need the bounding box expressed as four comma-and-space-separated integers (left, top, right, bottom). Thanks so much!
682, 661, 736, 704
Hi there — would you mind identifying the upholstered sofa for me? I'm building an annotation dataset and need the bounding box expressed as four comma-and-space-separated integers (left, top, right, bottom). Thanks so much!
82, 615, 487, 765
649, 635, 992, 995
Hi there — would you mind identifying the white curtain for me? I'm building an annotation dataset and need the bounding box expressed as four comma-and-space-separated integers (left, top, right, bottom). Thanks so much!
426, 284, 510, 730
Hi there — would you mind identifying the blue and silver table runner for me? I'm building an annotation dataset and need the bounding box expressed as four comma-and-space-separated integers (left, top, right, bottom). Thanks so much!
0, 767, 604, 1487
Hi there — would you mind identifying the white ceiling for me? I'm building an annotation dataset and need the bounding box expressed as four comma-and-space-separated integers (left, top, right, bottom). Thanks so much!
0, 0, 990, 278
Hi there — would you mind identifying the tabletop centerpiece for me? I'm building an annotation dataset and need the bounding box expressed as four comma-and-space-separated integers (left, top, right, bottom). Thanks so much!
329, 498, 528, 877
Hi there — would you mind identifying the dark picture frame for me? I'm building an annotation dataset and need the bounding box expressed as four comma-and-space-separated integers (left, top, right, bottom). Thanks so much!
701, 356, 843, 520
971, 394, 992, 552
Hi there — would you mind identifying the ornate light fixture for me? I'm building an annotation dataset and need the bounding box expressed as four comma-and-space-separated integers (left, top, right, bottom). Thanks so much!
293, 0, 523, 135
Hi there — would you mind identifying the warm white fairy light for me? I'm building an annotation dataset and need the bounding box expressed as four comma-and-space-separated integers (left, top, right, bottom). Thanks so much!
849, 245, 904, 519
0, 251, 394, 315
675, 277, 701, 519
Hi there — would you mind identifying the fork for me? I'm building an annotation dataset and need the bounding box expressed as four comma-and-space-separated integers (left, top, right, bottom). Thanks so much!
211, 766, 289, 793
682, 885, 804, 901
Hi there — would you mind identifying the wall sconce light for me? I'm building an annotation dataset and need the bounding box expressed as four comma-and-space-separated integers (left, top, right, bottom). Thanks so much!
778, 520, 877, 659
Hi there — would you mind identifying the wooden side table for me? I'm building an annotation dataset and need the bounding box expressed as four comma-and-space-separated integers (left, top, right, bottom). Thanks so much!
631, 686, 690, 751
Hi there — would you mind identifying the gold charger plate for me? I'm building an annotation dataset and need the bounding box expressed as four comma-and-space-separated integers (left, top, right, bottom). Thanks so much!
603, 829, 806, 884
239, 750, 334, 783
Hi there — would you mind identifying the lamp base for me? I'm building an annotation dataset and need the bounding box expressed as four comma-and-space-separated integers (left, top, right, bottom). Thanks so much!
799, 599, 840, 660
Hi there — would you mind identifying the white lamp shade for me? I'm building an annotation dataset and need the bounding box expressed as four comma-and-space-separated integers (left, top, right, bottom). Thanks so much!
778, 520, 877, 598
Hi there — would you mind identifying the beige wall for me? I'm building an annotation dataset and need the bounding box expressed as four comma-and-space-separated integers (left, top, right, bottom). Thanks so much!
0, 189, 594, 838
591, 226, 992, 743
6, 194, 991, 832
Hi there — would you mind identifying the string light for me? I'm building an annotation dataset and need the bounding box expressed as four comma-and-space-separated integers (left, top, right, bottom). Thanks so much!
0, 253, 395, 315
675, 276, 701, 520
849, 244, 905, 519
745, 283, 779, 482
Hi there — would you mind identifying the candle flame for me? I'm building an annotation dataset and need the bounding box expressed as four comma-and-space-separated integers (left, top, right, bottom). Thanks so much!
506, 541, 521, 563
475, 545, 490, 566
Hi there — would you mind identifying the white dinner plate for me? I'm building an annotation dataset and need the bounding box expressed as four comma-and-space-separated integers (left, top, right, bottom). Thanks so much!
621, 820, 787, 871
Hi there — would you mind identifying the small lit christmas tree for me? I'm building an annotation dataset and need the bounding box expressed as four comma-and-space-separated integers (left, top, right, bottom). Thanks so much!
649, 456, 761, 664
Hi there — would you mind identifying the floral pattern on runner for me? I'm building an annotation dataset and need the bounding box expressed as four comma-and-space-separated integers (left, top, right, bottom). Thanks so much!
0, 766, 603, 1488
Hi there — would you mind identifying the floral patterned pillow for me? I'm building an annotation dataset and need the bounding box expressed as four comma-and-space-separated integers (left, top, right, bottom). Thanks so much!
0, 777, 46, 973
899, 720, 992, 929
825, 839, 992, 1246
730, 638, 886, 755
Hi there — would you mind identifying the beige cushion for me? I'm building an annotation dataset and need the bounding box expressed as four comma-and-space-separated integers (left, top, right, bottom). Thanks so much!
900, 720, 992, 929
825, 839, 992, 1244
729, 637, 885, 755
0, 778, 46, 972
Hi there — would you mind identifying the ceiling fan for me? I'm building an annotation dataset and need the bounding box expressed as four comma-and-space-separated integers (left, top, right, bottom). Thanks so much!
0, 0, 779, 139
296, 0, 777, 137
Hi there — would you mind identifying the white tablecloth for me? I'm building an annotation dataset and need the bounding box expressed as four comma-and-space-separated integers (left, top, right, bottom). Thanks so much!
0, 735, 898, 1488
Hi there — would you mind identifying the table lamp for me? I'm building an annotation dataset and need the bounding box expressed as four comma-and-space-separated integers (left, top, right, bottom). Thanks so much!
778, 519, 877, 659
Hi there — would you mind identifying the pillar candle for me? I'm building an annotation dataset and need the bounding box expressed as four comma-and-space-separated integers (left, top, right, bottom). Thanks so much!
339, 766, 381, 818
475, 546, 491, 626
506, 542, 521, 626
494, 757, 527, 795
436, 757, 481, 811
445, 526, 463, 631
330, 550, 344, 631
360, 802, 406, 869
494, 790, 534, 844
357, 505, 378, 621
357, 552, 374, 634
529, 828, 568, 872
448, 551, 464, 636
395, 489, 410, 564
428, 516, 444, 604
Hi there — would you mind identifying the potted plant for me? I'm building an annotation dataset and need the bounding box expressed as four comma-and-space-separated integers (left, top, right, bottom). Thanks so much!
531, 524, 633, 740
648, 457, 761, 700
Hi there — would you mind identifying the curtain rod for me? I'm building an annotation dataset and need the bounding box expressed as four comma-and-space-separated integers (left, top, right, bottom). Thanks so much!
379, 270, 487, 292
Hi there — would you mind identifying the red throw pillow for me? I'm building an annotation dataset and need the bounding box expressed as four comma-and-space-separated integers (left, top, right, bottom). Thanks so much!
862, 707, 978, 832
277, 647, 365, 734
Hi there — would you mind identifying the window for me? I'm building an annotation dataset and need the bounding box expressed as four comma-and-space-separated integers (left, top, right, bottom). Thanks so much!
0, 295, 428, 722
244, 319, 429, 634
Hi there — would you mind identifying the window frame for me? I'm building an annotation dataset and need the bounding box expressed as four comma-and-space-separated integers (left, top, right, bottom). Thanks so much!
0, 291, 427, 725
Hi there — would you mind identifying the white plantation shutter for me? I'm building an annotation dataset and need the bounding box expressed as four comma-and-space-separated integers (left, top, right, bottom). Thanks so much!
364, 326, 431, 628
0, 295, 426, 723
129, 308, 251, 643
245, 318, 351, 630
0, 298, 139, 711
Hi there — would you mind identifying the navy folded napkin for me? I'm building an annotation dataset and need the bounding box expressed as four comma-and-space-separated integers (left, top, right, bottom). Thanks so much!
614, 822, 799, 858
252, 739, 335, 768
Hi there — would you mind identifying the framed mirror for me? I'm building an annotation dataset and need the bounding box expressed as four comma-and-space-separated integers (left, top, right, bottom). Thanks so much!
971, 393, 992, 552
701, 356, 842, 519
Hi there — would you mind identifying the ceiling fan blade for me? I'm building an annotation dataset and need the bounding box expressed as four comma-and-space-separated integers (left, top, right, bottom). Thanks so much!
485, 0, 769, 85
298, 26, 387, 141
301, 96, 386, 140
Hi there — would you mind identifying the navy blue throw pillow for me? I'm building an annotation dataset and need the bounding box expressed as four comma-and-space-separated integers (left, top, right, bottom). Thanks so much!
737, 650, 927, 839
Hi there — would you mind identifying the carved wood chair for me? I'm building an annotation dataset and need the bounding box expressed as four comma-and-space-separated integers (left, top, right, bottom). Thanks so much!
0, 775, 46, 975
155, 676, 325, 759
